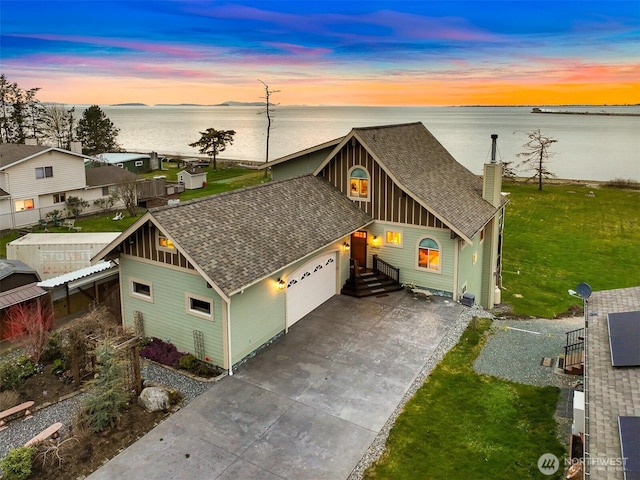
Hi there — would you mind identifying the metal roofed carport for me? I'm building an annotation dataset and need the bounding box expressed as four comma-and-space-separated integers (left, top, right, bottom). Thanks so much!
87, 291, 468, 480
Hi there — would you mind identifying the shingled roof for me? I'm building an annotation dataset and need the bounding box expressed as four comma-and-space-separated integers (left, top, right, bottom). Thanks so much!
306, 122, 501, 240
85, 165, 137, 186
0, 144, 50, 168
350, 122, 499, 239
149, 175, 373, 296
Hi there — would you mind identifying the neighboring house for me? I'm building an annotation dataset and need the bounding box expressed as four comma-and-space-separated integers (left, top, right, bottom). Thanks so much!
579, 286, 640, 480
0, 144, 90, 230
95, 153, 154, 173
92, 122, 507, 374
0, 145, 138, 230
177, 167, 207, 190
0, 259, 47, 340
84, 164, 138, 211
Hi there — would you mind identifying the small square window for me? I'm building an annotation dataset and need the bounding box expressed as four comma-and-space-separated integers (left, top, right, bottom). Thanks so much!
131, 279, 153, 302
185, 294, 213, 320
135, 160, 144, 167
102, 186, 109, 196
53, 193, 66, 203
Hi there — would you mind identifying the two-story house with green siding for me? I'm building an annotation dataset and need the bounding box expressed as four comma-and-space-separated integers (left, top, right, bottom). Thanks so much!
93, 122, 507, 375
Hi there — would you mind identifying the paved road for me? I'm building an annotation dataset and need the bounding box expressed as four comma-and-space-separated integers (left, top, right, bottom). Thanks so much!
88, 292, 465, 480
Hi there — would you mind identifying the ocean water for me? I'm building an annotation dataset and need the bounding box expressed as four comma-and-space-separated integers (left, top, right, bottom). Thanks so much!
94, 105, 640, 181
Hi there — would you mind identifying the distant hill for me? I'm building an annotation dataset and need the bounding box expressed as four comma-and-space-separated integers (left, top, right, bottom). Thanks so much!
110, 103, 148, 106
155, 101, 266, 107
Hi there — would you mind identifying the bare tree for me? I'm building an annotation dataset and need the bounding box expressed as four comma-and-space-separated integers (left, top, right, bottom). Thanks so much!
118, 178, 139, 216
258, 80, 279, 178
515, 129, 558, 190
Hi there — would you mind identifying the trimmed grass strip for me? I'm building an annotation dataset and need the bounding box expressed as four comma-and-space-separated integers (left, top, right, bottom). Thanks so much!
364, 318, 565, 480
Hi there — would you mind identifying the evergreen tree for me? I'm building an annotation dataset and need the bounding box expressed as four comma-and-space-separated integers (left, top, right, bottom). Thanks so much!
189, 128, 235, 171
76, 105, 121, 155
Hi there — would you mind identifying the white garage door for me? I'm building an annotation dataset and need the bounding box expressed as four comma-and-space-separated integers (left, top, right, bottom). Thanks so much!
286, 252, 337, 328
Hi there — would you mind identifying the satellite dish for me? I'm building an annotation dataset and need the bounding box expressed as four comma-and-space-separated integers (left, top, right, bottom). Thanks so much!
576, 282, 592, 299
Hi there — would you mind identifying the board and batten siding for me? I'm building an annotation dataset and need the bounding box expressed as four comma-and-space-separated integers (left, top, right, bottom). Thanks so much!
120, 256, 225, 366
116, 221, 195, 270
319, 139, 450, 229
365, 222, 455, 296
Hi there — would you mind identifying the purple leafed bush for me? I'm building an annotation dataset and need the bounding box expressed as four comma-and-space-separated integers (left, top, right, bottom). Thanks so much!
140, 337, 185, 367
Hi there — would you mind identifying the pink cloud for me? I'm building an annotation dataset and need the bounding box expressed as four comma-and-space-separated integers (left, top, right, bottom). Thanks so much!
263, 42, 332, 56
10, 33, 205, 59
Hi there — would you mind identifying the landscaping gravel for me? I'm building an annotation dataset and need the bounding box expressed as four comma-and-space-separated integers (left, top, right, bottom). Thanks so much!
0, 361, 217, 461
473, 317, 584, 388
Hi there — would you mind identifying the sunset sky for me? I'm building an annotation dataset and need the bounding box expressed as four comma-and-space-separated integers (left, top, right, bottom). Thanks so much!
1, 1, 639, 106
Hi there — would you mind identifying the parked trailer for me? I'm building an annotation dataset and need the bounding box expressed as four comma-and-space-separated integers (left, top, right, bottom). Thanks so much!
7, 233, 120, 280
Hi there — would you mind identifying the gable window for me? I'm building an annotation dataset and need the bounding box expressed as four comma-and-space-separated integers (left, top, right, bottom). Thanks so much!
131, 279, 153, 302
385, 230, 403, 247
185, 294, 213, 320
417, 237, 441, 272
53, 193, 66, 204
35, 166, 53, 179
349, 167, 369, 200
157, 232, 175, 252
15, 199, 34, 211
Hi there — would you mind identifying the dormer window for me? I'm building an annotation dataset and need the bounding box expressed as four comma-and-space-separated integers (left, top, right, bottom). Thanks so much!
349, 167, 370, 201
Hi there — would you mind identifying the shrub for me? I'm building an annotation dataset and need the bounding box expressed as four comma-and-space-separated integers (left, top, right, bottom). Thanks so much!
0, 446, 35, 480
604, 177, 640, 190
40, 333, 63, 363
4, 299, 54, 363
140, 338, 184, 367
50, 358, 66, 375
179, 353, 199, 371
0, 355, 37, 390
76, 340, 130, 433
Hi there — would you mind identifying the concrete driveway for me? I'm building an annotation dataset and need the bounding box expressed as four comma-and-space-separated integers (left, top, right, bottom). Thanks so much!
88, 291, 465, 480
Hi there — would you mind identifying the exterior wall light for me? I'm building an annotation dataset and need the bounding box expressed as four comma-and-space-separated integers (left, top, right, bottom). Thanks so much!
277, 278, 286, 290
371, 236, 381, 247
343, 242, 350, 252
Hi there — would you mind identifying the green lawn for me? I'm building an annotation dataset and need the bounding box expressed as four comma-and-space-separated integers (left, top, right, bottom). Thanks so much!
364, 318, 565, 480
501, 182, 640, 318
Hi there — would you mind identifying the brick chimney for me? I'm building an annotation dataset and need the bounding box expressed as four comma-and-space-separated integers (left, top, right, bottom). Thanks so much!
482, 134, 503, 208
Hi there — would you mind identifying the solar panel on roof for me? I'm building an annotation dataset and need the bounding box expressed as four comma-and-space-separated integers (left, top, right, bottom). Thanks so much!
619, 416, 640, 480
608, 311, 640, 367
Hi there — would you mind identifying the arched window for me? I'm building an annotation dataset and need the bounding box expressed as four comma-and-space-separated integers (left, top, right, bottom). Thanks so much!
349, 167, 369, 200
417, 237, 440, 272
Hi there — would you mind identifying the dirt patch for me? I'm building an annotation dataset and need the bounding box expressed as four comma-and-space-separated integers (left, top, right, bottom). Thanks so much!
16, 367, 78, 407
28, 404, 168, 480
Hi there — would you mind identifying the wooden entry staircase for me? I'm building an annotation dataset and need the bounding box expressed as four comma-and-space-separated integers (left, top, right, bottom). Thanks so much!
341, 255, 403, 298
562, 327, 585, 375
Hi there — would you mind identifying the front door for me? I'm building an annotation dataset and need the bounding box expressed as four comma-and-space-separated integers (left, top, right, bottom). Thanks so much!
351, 231, 367, 269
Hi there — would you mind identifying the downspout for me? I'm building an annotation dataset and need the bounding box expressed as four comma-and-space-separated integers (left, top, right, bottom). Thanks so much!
226, 297, 233, 376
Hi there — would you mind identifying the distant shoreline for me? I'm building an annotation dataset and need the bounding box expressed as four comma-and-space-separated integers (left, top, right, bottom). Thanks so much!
531, 108, 640, 117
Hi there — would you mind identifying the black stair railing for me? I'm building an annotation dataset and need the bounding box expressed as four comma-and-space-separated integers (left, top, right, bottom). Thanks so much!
372, 255, 400, 284
564, 327, 585, 371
